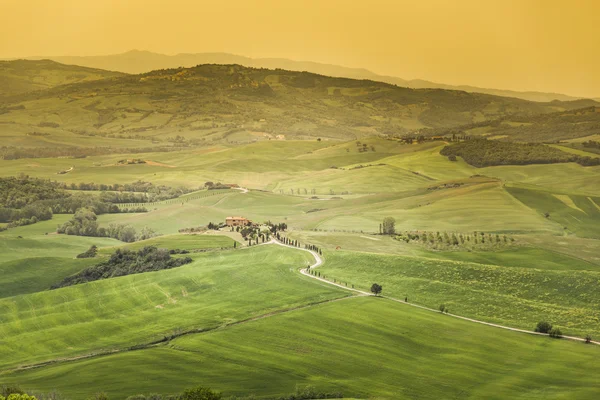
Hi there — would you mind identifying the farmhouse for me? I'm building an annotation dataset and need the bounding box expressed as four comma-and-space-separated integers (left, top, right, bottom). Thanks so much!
225, 216, 251, 227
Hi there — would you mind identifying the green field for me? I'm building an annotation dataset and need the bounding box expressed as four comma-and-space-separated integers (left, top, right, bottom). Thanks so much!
0, 245, 345, 371
4, 297, 599, 399
319, 251, 600, 338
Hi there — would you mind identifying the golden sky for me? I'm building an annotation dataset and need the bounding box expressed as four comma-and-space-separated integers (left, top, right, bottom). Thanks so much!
1, 0, 599, 97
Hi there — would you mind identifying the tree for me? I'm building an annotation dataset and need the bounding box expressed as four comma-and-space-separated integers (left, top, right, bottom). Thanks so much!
535, 321, 552, 333
180, 386, 222, 400
370, 283, 382, 296
382, 217, 396, 235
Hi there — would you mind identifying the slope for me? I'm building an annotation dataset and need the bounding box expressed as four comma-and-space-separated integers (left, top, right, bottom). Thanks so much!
0, 59, 124, 97
4, 297, 599, 399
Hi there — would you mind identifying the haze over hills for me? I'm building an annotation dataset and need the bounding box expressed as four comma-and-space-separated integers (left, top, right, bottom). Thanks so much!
14, 50, 600, 103
2, 61, 598, 150
0, 59, 125, 97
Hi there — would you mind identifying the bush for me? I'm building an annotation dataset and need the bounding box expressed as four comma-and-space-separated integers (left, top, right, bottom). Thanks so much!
77, 245, 98, 259
549, 327, 563, 338
534, 321, 553, 334
180, 386, 222, 400
585, 334, 593, 344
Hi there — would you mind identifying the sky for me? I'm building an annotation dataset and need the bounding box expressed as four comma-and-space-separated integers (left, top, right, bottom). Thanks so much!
1, 0, 599, 98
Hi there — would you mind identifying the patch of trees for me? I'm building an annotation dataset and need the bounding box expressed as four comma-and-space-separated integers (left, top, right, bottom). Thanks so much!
0, 175, 65, 226
57, 208, 157, 242
0, 176, 150, 229
52, 246, 192, 289
379, 217, 396, 235
441, 139, 600, 167
204, 182, 232, 190
582, 140, 600, 149
0, 175, 67, 209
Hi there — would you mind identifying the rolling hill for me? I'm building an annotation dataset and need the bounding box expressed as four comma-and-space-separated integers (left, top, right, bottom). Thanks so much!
1, 63, 597, 149
18, 49, 600, 102
0, 59, 124, 97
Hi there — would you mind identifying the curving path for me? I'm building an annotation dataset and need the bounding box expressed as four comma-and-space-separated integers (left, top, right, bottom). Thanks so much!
272, 240, 600, 346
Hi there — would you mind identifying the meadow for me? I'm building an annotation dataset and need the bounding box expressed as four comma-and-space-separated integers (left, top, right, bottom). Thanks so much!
0, 245, 346, 371
318, 251, 600, 338
3, 297, 599, 399
2, 110, 600, 398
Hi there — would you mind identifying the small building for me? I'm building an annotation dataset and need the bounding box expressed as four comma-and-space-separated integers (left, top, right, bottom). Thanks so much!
226, 216, 250, 227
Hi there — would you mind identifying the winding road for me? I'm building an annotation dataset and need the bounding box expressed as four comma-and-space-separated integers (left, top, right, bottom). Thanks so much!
272, 240, 600, 346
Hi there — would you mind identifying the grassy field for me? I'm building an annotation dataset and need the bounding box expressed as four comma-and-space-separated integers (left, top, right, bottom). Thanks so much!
2, 135, 600, 398
285, 230, 600, 271
0, 257, 99, 299
506, 185, 600, 238
0, 216, 121, 263
100, 233, 238, 253
4, 297, 599, 399
319, 251, 600, 338
0, 245, 346, 370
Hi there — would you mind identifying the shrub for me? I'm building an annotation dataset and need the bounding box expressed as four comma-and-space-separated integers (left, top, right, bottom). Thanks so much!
180, 386, 222, 400
585, 334, 593, 344
77, 245, 98, 259
534, 321, 553, 334
549, 327, 563, 338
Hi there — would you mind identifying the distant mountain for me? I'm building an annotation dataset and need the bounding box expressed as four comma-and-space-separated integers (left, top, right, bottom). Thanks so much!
1, 63, 597, 147
0, 59, 124, 97
16, 50, 598, 103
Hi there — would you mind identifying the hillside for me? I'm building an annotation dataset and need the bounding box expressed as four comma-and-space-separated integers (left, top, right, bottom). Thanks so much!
19, 50, 599, 102
0, 59, 124, 97
1, 63, 596, 149
423, 106, 600, 143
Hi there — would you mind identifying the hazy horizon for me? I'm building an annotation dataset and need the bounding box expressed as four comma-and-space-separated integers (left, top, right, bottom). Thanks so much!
1, 0, 599, 98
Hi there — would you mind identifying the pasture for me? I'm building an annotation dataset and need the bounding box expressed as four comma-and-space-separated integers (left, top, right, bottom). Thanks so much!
319, 251, 600, 338
4, 297, 599, 399
0, 245, 345, 370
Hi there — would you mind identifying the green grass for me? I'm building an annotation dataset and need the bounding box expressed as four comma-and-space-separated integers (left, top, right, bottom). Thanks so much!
0, 245, 345, 370
421, 246, 600, 271
0, 216, 121, 263
5, 297, 599, 399
286, 230, 600, 271
100, 234, 238, 254
0, 257, 99, 299
507, 185, 600, 238
319, 251, 600, 338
